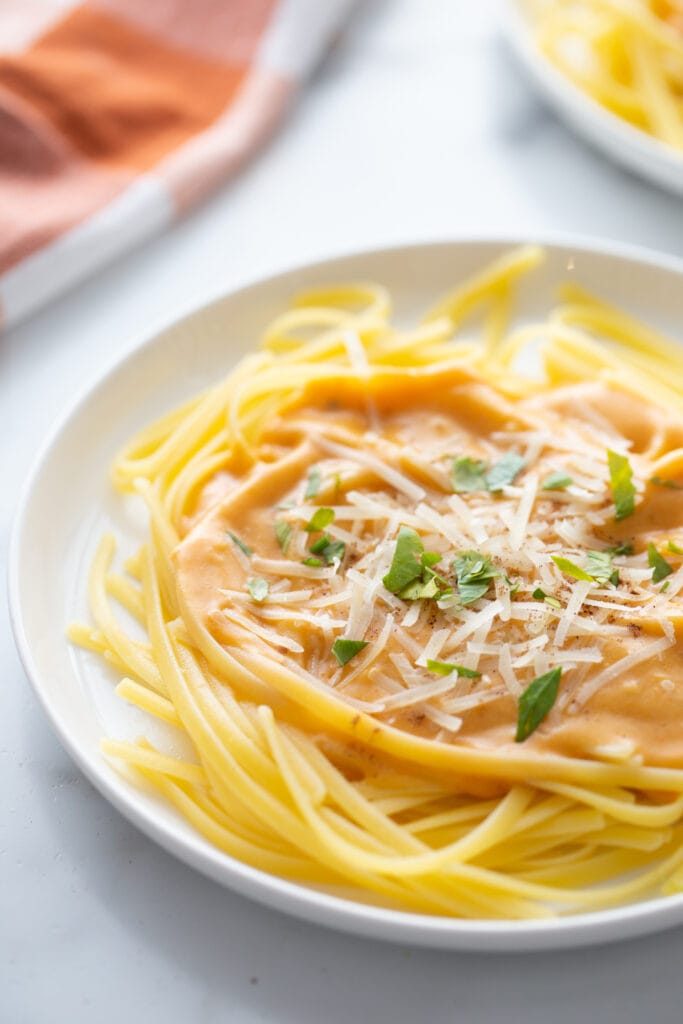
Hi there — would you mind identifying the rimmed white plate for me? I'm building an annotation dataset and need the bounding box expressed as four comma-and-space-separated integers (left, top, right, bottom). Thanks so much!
505, 1, 683, 197
9, 237, 683, 951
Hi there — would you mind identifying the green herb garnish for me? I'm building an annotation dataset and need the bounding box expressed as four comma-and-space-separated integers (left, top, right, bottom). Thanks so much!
647, 542, 673, 584
452, 550, 500, 605
532, 587, 562, 609
383, 527, 425, 593
607, 449, 636, 521
605, 541, 634, 557
305, 507, 335, 532
274, 520, 292, 553
485, 452, 525, 493
310, 534, 345, 565
246, 577, 269, 602
515, 667, 562, 742
226, 531, 253, 557
399, 576, 441, 600
667, 541, 683, 555
650, 475, 683, 491
304, 466, 322, 500
541, 471, 573, 491
661, 581, 671, 593
551, 555, 593, 582
332, 638, 369, 666
426, 659, 481, 679
451, 457, 488, 493
302, 557, 323, 567
586, 549, 619, 587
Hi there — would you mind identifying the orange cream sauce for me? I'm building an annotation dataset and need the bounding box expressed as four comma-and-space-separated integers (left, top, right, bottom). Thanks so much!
173, 369, 683, 773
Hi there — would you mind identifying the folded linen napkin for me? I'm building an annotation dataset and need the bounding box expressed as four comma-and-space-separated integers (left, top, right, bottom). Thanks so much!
0, 0, 357, 329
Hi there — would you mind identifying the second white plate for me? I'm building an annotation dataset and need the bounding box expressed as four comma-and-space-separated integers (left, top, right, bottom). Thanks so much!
505, 1, 683, 198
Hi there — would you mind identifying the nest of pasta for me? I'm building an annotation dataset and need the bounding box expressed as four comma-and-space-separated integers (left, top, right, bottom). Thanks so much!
70, 246, 683, 918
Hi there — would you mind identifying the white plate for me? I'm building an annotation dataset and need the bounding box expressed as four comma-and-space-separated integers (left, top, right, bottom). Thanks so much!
505, 1, 683, 197
9, 237, 683, 951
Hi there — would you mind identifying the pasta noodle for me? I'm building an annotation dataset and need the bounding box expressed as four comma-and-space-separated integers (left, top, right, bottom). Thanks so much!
69, 246, 683, 918
531, 0, 683, 151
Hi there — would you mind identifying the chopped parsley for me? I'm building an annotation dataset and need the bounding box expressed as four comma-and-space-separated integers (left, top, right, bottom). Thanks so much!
451, 457, 488, 493
383, 528, 451, 600
605, 541, 634, 557
426, 659, 481, 679
661, 581, 671, 593
586, 549, 619, 587
304, 465, 322, 499
515, 667, 562, 742
607, 449, 636, 521
541, 471, 573, 491
552, 551, 619, 587
305, 507, 335, 532
310, 534, 345, 565
667, 541, 683, 556
485, 452, 525, 493
226, 530, 253, 557
302, 556, 323, 567
650, 475, 683, 491
274, 520, 292, 553
383, 527, 426, 594
399, 575, 441, 600
452, 550, 500, 605
246, 577, 269, 602
450, 452, 524, 494
332, 638, 369, 666
647, 542, 673, 584
532, 587, 562, 609
551, 555, 593, 582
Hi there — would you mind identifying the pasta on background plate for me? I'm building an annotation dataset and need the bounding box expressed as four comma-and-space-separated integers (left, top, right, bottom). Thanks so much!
69, 245, 683, 919
533, 0, 683, 151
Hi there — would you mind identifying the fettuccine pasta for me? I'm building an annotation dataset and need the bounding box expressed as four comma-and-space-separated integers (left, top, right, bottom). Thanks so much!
69, 246, 683, 918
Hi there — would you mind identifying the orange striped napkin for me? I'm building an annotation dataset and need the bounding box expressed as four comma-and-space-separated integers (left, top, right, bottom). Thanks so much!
0, 0, 357, 329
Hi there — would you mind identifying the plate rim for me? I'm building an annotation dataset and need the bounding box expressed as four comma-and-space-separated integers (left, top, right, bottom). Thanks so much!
9, 232, 683, 951
503, 0, 683, 196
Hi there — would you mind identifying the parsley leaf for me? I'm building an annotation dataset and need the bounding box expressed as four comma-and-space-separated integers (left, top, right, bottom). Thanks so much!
605, 541, 634, 557
304, 466, 322, 500
383, 527, 425, 593
247, 577, 269, 602
451, 457, 488, 493
426, 659, 481, 679
305, 507, 335, 532
541, 471, 573, 491
486, 452, 525, 492
332, 638, 369, 666
453, 550, 500, 605
302, 557, 323, 567
310, 534, 345, 565
667, 541, 683, 556
647, 542, 673, 584
515, 667, 562, 742
226, 530, 253, 557
650, 475, 683, 491
274, 520, 292, 553
551, 555, 593, 582
607, 449, 636, 521
586, 550, 619, 587
532, 587, 562, 609
399, 576, 441, 600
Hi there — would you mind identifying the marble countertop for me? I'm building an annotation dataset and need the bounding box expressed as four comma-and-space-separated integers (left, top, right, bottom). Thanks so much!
4, 2, 683, 1020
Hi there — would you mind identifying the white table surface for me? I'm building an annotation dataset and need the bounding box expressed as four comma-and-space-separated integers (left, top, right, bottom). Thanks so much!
4, 1, 683, 1020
